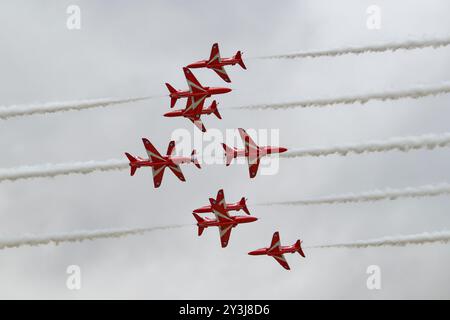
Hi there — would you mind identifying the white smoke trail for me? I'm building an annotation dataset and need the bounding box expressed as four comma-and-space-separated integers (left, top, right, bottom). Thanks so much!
256, 37, 450, 60
308, 231, 450, 249
233, 83, 450, 110
280, 132, 450, 159
0, 224, 191, 250
263, 183, 450, 206
0, 159, 128, 182
0, 96, 159, 120
3, 133, 450, 183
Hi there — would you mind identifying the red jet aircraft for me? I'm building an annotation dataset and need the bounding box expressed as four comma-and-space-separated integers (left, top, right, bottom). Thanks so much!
163, 99, 221, 132
165, 67, 231, 108
125, 138, 201, 188
187, 43, 247, 83
248, 231, 306, 270
192, 189, 257, 248
193, 189, 250, 215
222, 128, 288, 178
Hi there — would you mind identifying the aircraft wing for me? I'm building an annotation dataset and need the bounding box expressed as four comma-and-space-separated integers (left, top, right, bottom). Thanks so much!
209, 198, 232, 222
184, 95, 207, 114
143, 138, 165, 162
215, 189, 226, 209
188, 117, 206, 132
151, 165, 166, 188
239, 128, 259, 153
184, 95, 208, 132
167, 163, 186, 182
166, 140, 176, 156
247, 157, 260, 178
218, 224, 232, 248
211, 66, 231, 83
268, 231, 281, 252
272, 254, 291, 270
238, 128, 261, 178
208, 43, 221, 64
183, 67, 206, 93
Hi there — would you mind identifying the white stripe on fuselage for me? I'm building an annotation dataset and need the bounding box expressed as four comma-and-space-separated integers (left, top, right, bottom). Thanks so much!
145, 149, 165, 161
220, 225, 232, 237
185, 95, 206, 112
188, 80, 206, 93
212, 208, 232, 221
269, 241, 280, 252
152, 165, 165, 178
274, 254, 287, 262
169, 163, 182, 173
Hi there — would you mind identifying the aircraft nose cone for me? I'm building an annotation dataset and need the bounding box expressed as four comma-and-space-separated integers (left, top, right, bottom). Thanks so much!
248, 250, 258, 255
279, 147, 288, 153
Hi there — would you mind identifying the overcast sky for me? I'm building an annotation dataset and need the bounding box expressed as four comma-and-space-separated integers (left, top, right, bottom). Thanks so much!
0, 0, 449, 299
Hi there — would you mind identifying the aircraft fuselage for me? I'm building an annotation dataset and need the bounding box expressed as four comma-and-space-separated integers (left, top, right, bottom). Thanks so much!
187, 57, 240, 69
198, 216, 257, 228
248, 245, 297, 256
193, 202, 245, 214
129, 155, 192, 169
164, 107, 214, 118
170, 87, 231, 100
230, 146, 288, 159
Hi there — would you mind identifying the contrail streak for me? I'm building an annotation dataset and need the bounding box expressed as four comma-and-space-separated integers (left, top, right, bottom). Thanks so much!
233, 83, 450, 110
255, 38, 450, 60
308, 231, 450, 249
0, 225, 191, 250
0, 96, 160, 120
3, 133, 450, 183
0, 159, 128, 182
262, 183, 450, 206
280, 132, 450, 159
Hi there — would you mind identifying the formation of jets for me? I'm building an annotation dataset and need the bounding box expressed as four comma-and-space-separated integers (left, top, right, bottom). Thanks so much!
193, 189, 256, 248
125, 127, 286, 187
124, 43, 305, 270
192, 189, 305, 269
164, 44, 244, 132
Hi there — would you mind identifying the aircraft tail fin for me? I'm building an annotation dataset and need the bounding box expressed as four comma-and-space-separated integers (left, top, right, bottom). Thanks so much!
210, 100, 222, 119
239, 197, 250, 215
165, 83, 178, 108
192, 213, 205, 236
165, 82, 176, 94
125, 152, 138, 176
221, 143, 236, 166
295, 240, 306, 258
191, 150, 201, 169
235, 51, 246, 70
